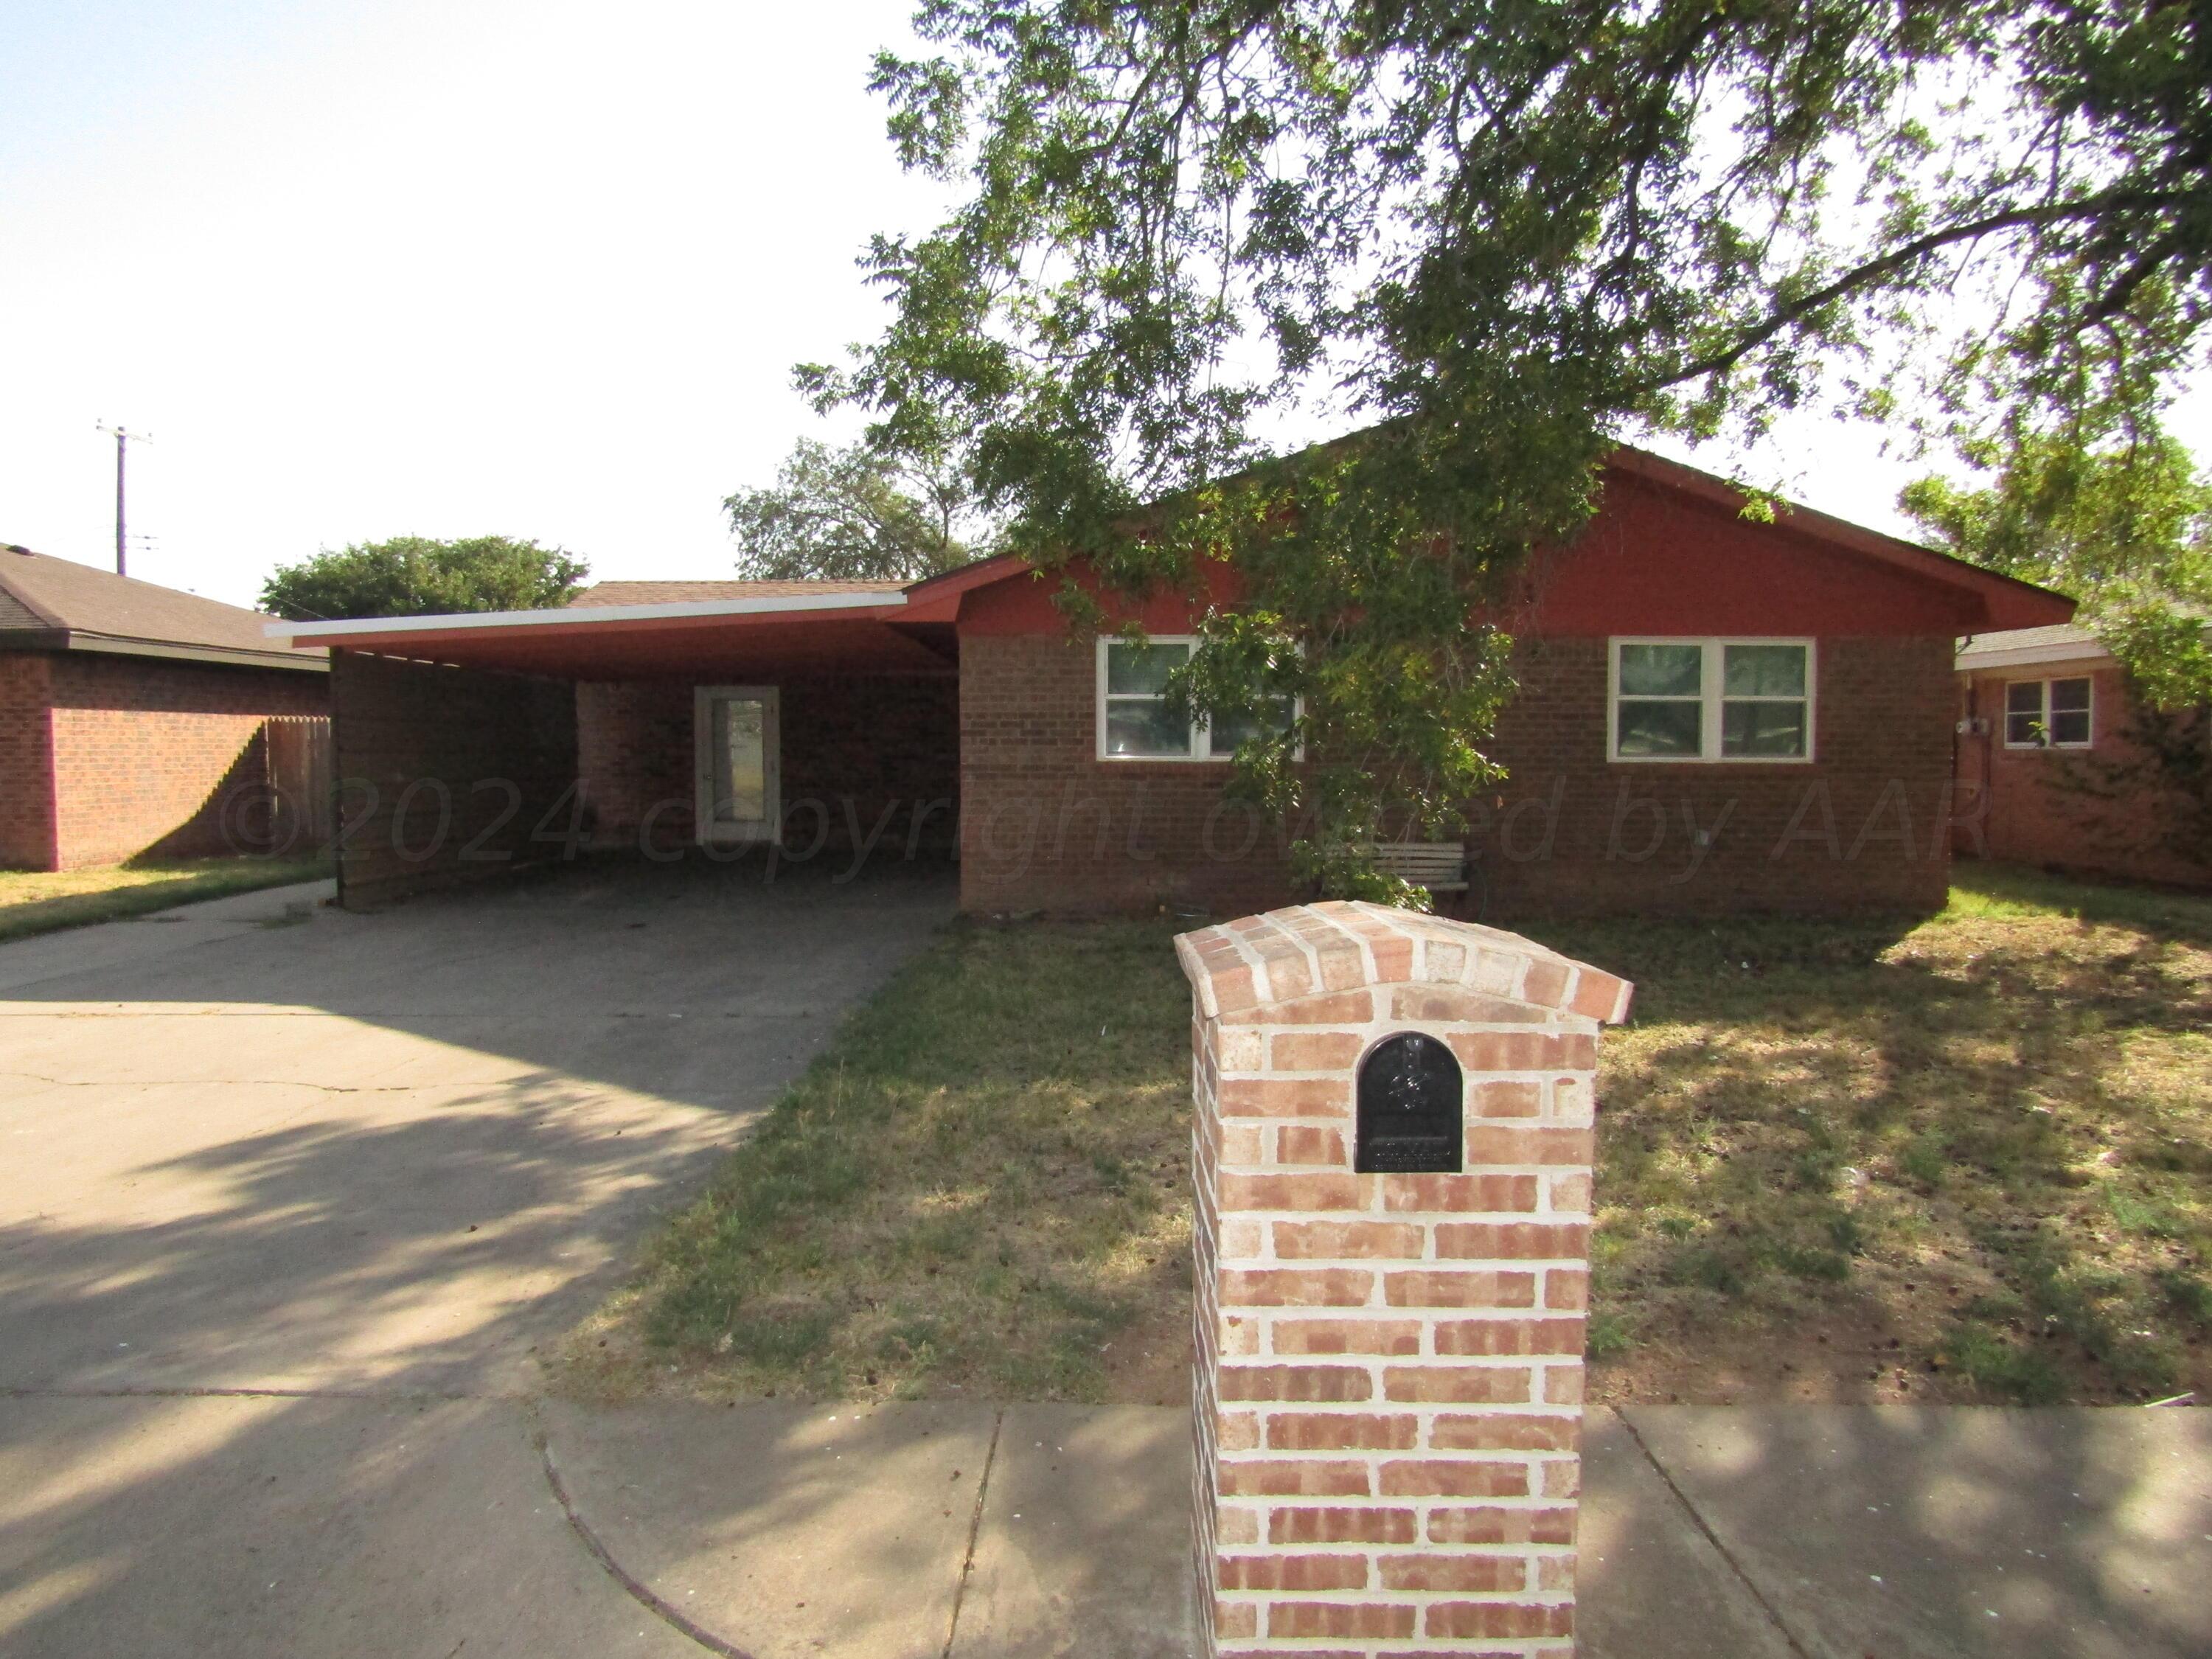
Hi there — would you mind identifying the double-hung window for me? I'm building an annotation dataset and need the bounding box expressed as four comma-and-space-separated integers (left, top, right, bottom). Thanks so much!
1610, 638, 1815, 762
1096, 636, 1298, 761
2004, 677, 2093, 748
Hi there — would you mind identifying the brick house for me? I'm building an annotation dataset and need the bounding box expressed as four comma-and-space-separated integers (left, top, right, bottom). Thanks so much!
269, 447, 2073, 917
1954, 622, 2209, 888
0, 544, 330, 871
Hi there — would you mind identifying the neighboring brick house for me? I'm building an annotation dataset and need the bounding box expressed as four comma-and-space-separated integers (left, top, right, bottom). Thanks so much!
1954, 623, 2209, 888
271, 446, 2074, 917
0, 545, 330, 871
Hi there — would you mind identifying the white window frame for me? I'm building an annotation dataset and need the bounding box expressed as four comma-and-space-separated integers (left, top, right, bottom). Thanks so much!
2003, 675, 2095, 750
1093, 635, 1303, 763
1607, 637, 1818, 765
693, 684, 782, 844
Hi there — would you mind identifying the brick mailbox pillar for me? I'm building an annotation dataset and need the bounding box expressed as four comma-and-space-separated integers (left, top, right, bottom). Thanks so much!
1176, 901, 1632, 1658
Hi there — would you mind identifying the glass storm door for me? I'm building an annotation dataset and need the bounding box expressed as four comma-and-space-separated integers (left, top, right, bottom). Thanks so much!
694, 686, 780, 844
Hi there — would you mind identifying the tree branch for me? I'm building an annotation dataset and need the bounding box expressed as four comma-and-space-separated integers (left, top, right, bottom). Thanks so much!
1628, 189, 2199, 397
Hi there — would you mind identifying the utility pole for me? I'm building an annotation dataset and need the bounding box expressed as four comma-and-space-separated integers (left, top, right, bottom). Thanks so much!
95, 422, 150, 577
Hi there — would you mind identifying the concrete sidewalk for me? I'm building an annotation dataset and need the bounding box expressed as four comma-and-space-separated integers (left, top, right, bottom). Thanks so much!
0, 875, 336, 994
521, 1399, 2210, 1659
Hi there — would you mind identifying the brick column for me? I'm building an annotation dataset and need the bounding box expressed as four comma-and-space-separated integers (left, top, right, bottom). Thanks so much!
1177, 902, 1632, 1658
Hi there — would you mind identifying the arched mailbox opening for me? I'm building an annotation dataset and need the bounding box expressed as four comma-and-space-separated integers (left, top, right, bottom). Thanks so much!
1354, 1031, 1464, 1173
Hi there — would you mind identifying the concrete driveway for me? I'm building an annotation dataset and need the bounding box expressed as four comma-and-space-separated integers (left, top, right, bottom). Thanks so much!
0, 861, 954, 1657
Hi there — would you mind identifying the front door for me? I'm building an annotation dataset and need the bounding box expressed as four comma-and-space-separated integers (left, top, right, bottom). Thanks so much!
694, 686, 780, 844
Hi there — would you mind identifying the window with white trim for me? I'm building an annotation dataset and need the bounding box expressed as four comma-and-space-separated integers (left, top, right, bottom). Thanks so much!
1096, 636, 1298, 761
1610, 638, 1814, 762
2004, 675, 2093, 748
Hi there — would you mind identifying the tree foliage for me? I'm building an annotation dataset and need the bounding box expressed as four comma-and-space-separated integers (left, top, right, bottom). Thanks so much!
2056, 701, 2212, 878
260, 535, 588, 622
1904, 429, 2212, 709
725, 437, 980, 582
1907, 426, 2209, 871
812, 0, 2212, 896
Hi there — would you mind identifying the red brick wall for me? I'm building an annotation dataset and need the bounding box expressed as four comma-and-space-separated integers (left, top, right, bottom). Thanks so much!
332, 652, 577, 909
1472, 636, 1955, 917
575, 680, 691, 848
957, 633, 1955, 919
0, 653, 58, 869
18, 652, 326, 870
959, 633, 1295, 917
575, 674, 960, 860
1179, 904, 1630, 1656
1958, 660, 2209, 888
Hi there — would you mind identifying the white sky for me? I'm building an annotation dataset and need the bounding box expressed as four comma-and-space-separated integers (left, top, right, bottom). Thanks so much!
2, 1, 2205, 610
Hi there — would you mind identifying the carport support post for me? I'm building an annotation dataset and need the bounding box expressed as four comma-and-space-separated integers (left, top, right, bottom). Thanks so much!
1176, 903, 1632, 1658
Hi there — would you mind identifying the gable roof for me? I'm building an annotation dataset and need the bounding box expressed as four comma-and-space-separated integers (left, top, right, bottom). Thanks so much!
262, 444, 2072, 661
1601, 448, 2072, 633
0, 544, 326, 672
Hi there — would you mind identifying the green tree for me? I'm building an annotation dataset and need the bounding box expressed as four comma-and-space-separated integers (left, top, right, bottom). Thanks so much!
260, 536, 588, 621
808, 0, 2212, 899
1907, 428, 2210, 874
1904, 430, 2212, 708
725, 437, 979, 582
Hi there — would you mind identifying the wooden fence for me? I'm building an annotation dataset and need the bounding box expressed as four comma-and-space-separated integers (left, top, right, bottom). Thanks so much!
262, 714, 334, 853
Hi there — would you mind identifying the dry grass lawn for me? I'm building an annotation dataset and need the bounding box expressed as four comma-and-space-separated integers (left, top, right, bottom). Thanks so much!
571, 865, 2211, 1408
0, 855, 331, 945
1557, 866, 2211, 1407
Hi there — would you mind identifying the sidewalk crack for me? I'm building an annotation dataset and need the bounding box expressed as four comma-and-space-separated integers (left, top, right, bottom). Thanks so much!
531, 1405, 756, 1659
942, 1406, 1004, 1659
1616, 1409, 1812, 1659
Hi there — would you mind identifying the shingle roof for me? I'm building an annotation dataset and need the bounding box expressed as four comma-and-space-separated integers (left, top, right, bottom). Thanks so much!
1957, 623, 2105, 662
570, 579, 905, 608
0, 543, 324, 669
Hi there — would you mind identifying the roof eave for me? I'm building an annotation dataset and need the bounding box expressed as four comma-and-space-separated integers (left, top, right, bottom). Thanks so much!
72, 631, 330, 671
1958, 637, 2115, 672
1, 628, 330, 672
265, 588, 909, 647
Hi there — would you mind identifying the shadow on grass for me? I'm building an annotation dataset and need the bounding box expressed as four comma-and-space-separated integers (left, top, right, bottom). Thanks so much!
628, 917, 1196, 1405
1546, 870, 2212, 1404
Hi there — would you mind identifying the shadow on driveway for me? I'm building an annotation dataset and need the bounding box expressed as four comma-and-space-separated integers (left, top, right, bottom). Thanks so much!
0, 859, 953, 1656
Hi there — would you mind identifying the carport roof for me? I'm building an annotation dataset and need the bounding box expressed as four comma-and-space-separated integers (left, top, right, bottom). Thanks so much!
262, 556, 1029, 678
571, 579, 906, 605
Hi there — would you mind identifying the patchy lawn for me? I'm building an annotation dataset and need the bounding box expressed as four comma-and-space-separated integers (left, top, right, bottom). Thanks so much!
0, 855, 332, 945
573, 864, 2211, 1408
565, 917, 1197, 1405
1556, 865, 2211, 1407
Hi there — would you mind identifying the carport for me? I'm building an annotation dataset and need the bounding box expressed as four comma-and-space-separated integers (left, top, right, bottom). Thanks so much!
269, 564, 1015, 909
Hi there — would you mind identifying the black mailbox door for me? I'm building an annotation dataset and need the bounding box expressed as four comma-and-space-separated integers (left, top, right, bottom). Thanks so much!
1354, 1032, 1464, 1173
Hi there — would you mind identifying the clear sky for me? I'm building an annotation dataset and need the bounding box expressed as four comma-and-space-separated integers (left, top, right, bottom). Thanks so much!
2, 2, 2205, 610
